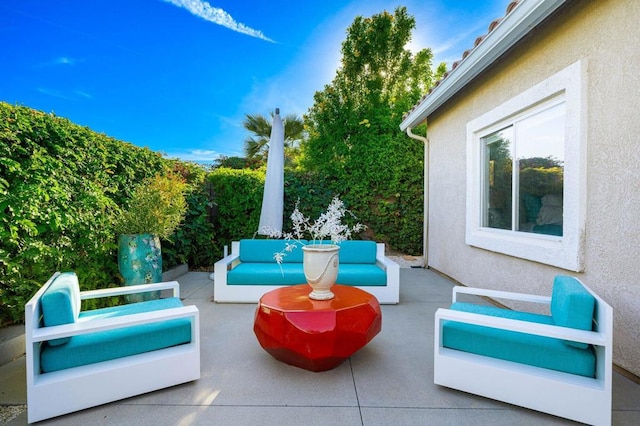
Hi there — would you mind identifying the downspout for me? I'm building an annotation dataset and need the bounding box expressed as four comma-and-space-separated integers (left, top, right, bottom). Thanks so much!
406, 126, 429, 269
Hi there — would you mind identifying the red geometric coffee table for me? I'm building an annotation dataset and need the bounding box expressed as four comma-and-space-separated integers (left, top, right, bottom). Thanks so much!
253, 284, 382, 372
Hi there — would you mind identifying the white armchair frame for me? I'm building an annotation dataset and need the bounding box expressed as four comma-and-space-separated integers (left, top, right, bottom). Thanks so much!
214, 241, 400, 304
26, 273, 200, 423
434, 280, 612, 426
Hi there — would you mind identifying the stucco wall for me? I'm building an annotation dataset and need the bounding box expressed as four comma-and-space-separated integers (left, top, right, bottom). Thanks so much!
425, 0, 640, 376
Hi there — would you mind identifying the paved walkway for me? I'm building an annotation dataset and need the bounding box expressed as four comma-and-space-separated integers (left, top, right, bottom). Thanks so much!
1, 269, 639, 425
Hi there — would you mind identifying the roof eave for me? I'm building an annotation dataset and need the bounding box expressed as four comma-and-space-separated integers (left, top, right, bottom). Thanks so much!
399, 0, 567, 131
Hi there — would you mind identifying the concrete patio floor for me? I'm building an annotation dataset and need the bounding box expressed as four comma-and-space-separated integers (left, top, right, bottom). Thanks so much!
1, 268, 639, 425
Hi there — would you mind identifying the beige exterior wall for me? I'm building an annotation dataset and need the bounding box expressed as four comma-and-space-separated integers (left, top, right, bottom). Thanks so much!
425, 0, 640, 376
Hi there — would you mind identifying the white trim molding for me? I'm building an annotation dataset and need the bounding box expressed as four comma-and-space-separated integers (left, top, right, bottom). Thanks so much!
466, 60, 587, 272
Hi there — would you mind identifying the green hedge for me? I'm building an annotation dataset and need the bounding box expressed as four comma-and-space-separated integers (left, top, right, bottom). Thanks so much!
207, 167, 265, 254
208, 165, 423, 256
0, 103, 194, 325
162, 163, 217, 268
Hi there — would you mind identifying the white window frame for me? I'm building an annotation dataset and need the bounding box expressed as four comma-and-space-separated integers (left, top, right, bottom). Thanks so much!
466, 61, 587, 271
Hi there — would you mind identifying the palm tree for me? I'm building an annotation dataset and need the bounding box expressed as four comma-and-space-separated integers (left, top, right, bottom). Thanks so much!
242, 111, 305, 163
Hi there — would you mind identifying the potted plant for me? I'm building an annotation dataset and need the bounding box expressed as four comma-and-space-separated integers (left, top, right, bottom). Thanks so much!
115, 172, 187, 299
263, 196, 365, 300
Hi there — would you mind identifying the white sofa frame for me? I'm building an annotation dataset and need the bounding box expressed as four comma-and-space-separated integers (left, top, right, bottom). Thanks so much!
434, 279, 612, 426
214, 241, 400, 304
25, 273, 201, 423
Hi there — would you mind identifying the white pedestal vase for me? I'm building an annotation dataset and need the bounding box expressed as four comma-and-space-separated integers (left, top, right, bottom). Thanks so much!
302, 244, 340, 300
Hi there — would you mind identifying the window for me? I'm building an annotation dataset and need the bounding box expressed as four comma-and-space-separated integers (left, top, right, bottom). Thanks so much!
466, 61, 586, 271
481, 100, 565, 236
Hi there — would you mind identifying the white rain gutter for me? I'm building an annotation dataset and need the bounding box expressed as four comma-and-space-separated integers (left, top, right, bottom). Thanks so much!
406, 127, 429, 268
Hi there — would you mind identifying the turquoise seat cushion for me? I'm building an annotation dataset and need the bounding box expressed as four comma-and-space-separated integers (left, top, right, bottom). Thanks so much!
551, 276, 595, 349
336, 264, 386, 286
40, 272, 81, 346
228, 263, 306, 285
227, 263, 386, 286
239, 239, 306, 263
442, 302, 596, 378
40, 297, 191, 373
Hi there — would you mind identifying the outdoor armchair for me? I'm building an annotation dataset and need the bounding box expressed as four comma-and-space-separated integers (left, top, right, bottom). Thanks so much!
25, 272, 200, 423
434, 276, 612, 425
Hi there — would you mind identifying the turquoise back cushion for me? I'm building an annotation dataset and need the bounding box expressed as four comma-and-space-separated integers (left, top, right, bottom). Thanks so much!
334, 241, 377, 264
239, 239, 306, 263
550, 276, 595, 349
40, 272, 81, 346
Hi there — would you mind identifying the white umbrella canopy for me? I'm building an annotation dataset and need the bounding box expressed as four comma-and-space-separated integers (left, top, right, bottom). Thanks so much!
257, 108, 284, 235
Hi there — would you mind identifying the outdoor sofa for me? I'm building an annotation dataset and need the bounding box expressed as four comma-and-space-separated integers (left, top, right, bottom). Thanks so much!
214, 239, 400, 304
434, 275, 612, 425
25, 272, 200, 423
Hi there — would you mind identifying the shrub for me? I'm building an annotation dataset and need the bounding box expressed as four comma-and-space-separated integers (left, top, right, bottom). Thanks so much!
116, 172, 188, 240
0, 103, 168, 325
162, 163, 217, 269
207, 167, 265, 255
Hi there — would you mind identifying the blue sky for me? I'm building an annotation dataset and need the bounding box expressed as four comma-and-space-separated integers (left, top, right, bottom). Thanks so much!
0, 0, 509, 163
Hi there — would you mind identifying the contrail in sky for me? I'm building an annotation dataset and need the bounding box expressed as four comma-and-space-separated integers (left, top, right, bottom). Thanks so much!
163, 0, 275, 42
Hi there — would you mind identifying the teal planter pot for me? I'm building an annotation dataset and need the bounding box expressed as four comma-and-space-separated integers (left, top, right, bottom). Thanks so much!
118, 234, 162, 301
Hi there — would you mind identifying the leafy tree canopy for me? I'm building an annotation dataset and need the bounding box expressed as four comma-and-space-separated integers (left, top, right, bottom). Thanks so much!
301, 6, 444, 173
297, 7, 444, 251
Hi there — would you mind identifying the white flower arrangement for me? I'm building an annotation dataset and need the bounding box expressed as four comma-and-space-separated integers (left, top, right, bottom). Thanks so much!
261, 196, 366, 264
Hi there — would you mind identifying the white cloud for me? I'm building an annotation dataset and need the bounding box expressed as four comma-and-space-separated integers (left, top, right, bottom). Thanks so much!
212, 113, 243, 129
75, 90, 93, 99
163, 0, 274, 42
36, 87, 93, 101
36, 87, 74, 100
55, 56, 77, 65
163, 148, 222, 163
35, 56, 82, 68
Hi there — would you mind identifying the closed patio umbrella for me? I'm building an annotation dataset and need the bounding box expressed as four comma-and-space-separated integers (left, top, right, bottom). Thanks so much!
257, 108, 284, 235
